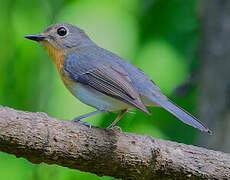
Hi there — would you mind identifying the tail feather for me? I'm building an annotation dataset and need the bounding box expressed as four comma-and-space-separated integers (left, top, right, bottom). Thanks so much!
146, 94, 211, 134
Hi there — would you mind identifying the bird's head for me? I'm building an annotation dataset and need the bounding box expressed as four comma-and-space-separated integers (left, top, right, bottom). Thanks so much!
25, 23, 92, 61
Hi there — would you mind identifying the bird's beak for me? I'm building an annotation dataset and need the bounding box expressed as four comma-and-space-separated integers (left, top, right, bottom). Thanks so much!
24, 34, 47, 42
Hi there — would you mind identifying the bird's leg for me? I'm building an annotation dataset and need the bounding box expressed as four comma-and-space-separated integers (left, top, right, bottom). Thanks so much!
107, 109, 127, 129
72, 110, 104, 128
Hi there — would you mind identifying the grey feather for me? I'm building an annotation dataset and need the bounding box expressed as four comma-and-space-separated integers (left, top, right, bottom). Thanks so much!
64, 51, 150, 114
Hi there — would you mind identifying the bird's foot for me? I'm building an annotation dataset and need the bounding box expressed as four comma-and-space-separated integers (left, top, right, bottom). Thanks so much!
71, 110, 104, 128
107, 126, 122, 133
72, 118, 92, 128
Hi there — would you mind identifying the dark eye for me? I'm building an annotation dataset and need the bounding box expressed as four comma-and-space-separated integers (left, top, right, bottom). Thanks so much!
57, 27, 67, 36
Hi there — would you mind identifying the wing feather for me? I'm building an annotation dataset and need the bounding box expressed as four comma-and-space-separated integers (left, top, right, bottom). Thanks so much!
64, 55, 150, 114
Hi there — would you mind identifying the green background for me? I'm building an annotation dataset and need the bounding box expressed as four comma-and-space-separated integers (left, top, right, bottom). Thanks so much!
0, 0, 200, 179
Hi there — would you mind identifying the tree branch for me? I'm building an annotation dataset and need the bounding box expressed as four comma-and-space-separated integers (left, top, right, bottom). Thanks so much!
0, 105, 229, 179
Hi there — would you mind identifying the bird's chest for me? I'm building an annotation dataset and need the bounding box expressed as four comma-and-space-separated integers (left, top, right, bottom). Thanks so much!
60, 69, 78, 93
42, 41, 65, 76
41, 41, 77, 89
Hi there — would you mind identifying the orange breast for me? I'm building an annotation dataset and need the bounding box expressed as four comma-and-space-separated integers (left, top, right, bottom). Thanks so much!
61, 70, 78, 95
42, 41, 77, 91
42, 41, 65, 76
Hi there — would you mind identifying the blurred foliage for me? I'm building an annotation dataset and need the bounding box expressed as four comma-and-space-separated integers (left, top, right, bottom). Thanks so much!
0, 0, 199, 179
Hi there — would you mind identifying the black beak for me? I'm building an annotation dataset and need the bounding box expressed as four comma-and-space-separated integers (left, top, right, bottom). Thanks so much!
24, 34, 46, 41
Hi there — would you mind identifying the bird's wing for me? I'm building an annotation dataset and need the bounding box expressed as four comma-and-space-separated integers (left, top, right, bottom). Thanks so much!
63, 54, 150, 114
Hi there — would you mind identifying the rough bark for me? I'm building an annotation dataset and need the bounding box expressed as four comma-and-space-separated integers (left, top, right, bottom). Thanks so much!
198, 0, 230, 152
0, 105, 229, 179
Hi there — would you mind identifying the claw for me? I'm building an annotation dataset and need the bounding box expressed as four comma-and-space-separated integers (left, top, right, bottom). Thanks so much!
72, 119, 92, 128
108, 126, 122, 133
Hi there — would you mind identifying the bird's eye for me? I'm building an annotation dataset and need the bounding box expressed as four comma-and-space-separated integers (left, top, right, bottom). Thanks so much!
57, 27, 67, 36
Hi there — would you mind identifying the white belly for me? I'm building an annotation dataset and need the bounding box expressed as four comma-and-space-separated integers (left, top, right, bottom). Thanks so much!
71, 83, 131, 112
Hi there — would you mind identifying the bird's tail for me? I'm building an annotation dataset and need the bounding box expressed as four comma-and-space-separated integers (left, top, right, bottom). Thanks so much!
146, 93, 211, 134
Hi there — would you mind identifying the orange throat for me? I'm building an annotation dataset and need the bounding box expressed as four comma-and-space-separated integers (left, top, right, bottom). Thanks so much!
41, 41, 77, 90
42, 41, 65, 76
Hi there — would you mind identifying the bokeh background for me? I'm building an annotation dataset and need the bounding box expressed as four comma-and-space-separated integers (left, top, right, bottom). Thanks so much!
1, 0, 229, 179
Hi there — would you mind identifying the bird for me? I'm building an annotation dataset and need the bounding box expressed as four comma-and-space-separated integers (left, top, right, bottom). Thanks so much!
25, 22, 211, 133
